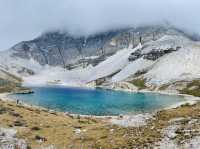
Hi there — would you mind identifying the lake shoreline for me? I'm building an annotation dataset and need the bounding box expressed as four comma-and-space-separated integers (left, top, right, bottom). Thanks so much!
1, 85, 200, 128
27, 83, 200, 100
3, 84, 200, 111
1, 91, 200, 148
24, 84, 200, 109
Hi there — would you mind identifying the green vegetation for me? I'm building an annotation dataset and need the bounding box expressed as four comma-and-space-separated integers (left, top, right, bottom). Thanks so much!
0, 76, 31, 93
158, 84, 170, 91
179, 80, 200, 97
129, 78, 147, 90
0, 79, 20, 93
0, 68, 24, 93
0, 69, 22, 83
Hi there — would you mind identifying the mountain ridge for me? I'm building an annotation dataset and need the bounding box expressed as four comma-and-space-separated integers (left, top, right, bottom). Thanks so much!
1, 25, 200, 96
9, 25, 191, 67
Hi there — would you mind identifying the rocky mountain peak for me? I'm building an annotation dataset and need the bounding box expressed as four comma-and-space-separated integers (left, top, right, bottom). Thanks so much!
9, 25, 192, 67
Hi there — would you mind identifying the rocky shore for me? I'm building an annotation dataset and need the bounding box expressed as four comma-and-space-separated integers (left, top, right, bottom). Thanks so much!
1, 92, 200, 149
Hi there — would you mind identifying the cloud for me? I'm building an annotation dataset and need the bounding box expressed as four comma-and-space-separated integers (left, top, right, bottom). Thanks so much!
0, 0, 199, 50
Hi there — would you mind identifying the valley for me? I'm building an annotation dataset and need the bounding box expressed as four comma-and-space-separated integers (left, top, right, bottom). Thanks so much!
1, 25, 200, 148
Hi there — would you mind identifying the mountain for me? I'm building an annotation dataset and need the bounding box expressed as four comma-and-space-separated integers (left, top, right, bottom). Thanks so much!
1, 25, 200, 95
9, 25, 184, 67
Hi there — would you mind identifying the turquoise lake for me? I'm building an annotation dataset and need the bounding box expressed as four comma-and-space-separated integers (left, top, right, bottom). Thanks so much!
9, 86, 185, 116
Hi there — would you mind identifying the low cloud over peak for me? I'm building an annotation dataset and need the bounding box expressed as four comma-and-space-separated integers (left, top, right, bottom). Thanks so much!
0, 0, 199, 50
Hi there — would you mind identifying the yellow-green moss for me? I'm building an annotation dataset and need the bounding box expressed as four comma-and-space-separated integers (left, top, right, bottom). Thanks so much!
158, 84, 170, 91
129, 78, 147, 90
179, 80, 200, 97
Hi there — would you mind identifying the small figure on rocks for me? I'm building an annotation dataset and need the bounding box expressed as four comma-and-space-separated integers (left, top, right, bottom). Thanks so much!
119, 114, 123, 119
16, 99, 19, 105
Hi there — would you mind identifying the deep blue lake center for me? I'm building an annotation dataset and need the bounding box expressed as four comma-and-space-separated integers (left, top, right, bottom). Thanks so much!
9, 86, 185, 116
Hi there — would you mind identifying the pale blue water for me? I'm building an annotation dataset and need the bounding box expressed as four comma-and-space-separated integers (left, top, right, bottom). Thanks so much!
9, 86, 185, 116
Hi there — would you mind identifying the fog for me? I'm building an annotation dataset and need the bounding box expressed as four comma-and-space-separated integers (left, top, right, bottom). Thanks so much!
0, 0, 199, 50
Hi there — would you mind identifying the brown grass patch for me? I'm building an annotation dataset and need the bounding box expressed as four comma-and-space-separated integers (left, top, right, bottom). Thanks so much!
0, 99, 200, 148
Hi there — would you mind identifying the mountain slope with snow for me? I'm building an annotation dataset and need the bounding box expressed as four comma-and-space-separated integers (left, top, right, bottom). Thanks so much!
22, 34, 200, 88
145, 44, 200, 85
22, 44, 142, 86
1, 26, 200, 94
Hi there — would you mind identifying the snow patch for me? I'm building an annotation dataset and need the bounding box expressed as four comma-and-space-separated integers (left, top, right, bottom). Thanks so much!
145, 46, 200, 85
23, 44, 143, 86
112, 58, 153, 82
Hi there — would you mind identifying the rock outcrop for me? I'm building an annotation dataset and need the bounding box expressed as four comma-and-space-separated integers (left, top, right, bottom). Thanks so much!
0, 128, 27, 149
128, 47, 178, 62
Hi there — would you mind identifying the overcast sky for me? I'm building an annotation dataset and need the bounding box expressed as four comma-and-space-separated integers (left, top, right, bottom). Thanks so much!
0, 0, 199, 50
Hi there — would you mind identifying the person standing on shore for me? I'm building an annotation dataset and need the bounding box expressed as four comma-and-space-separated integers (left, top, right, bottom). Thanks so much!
16, 99, 19, 105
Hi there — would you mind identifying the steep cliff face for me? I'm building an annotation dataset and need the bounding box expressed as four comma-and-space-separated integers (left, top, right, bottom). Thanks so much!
10, 26, 182, 67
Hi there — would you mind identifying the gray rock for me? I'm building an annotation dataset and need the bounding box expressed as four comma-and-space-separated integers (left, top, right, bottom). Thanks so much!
0, 128, 28, 149
9, 25, 189, 67
128, 47, 178, 62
